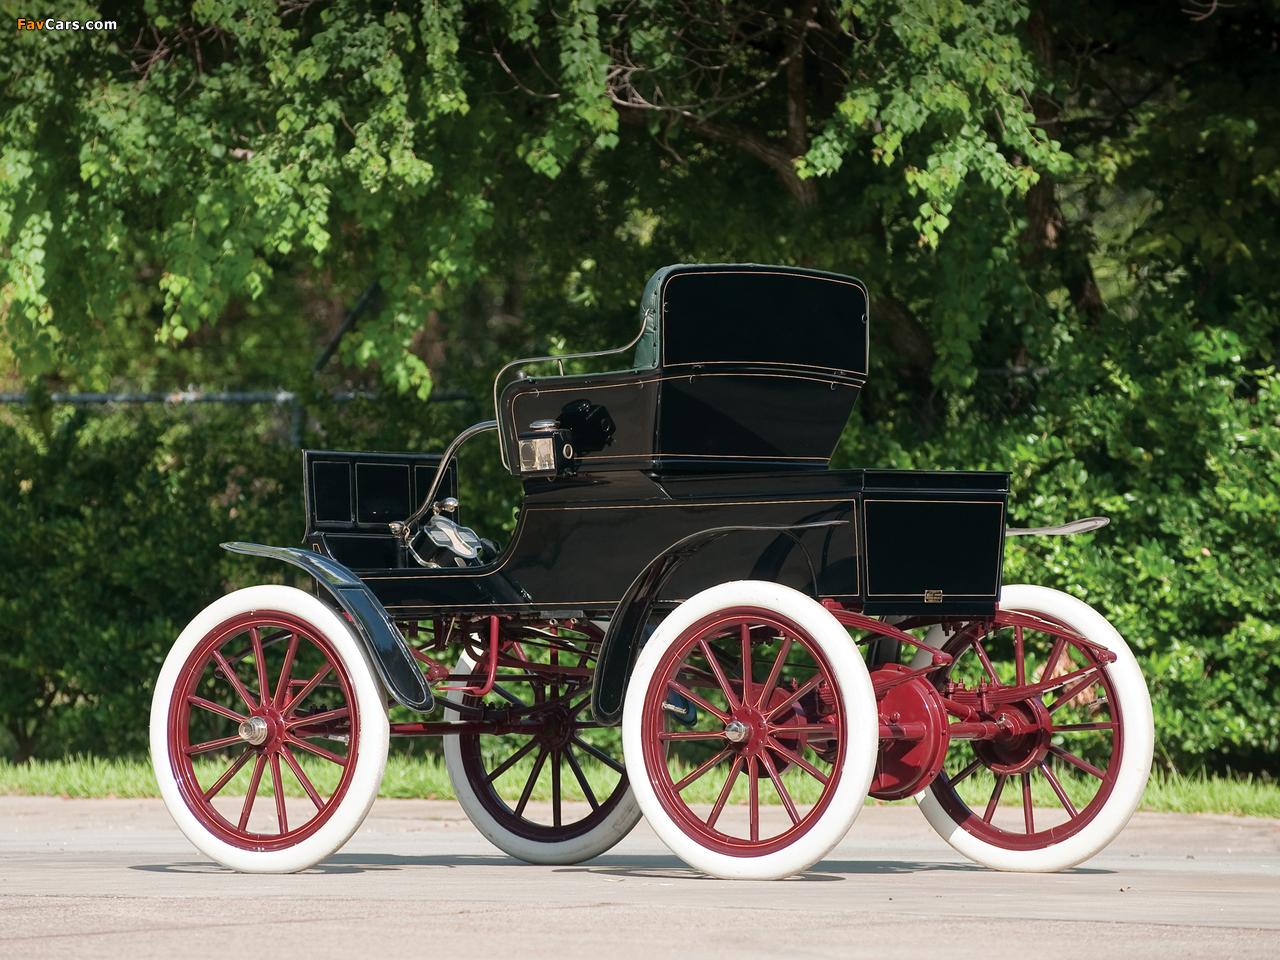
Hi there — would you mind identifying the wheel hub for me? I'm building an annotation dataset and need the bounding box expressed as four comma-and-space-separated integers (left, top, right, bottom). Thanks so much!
973, 698, 1053, 775
723, 704, 769, 756
238, 715, 270, 746
538, 702, 579, 752
868, 663, 950, 801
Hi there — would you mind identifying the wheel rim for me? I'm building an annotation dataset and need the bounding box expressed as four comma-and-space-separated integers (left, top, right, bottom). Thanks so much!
639, 608, 846, 857
166, 611, 361, 851
455, 624, 630, 842
928, 609, 1124, 850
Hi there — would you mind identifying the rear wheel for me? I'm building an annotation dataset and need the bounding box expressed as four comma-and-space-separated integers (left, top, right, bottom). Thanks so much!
443, 622, 640, 864
150, 585, 389, 873
912, 584, 1153, 872
623, 581, 877, 880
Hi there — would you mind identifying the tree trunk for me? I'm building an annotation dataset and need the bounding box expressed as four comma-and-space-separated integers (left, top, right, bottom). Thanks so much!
1022, 5, 1105, 322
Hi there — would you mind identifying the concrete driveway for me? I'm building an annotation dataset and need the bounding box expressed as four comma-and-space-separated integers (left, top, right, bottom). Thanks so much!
3, 796, 1279, 958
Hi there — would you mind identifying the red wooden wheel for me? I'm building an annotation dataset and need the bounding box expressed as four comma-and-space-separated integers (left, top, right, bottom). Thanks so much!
167, 610, 362, 849
623, 582, 877, 879
152, 586, 389, 872
915, 585, 1153, 871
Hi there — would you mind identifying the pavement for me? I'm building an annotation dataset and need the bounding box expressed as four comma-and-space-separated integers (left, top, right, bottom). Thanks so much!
3, 796, 1279, 959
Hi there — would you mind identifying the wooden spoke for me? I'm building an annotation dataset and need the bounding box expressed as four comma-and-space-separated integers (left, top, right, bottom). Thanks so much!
1048, 669, 1103, 714
282, 745, 325, 811
764, 735, 829, 785
270, 753, 289, 835
755, 635, 793, 709
748, 756, 760, 843
563, 745, 599, 811
286, 706, 350, 729
673, 747, 734, 793
485, 738, 540, 784
771, 723, 838, 736
187, 696, 246, 724
283, 661, 334, 717
1021, 772, 1034, 834
1038, 763, 1078, 818
766, 673, 823, 722
238, 754, 268, 832
658, 730, 728, 742
972, 640, 1003, 685
202, 748, 253, 800
285, 734, 347, 767
666, 678, 730, 722
250, 627, 270, 712
551, 749, 562, 828
706, 755, 744, 830
759, 749, 800, 825
983, 774, 1007, 823
185, 734, 246, 757
213, 650, 260, 711
272, 633, 299, 708
740, 622, 753, 708
513, 747, 549, 818
698, 639, 741, 711
947, 757, 984, 788
572, 736, 626, 774
1048, 743, 1106, 780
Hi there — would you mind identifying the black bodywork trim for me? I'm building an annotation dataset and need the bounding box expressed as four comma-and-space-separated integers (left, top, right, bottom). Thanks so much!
221, 542, 433, 713
589, 521, 845, 726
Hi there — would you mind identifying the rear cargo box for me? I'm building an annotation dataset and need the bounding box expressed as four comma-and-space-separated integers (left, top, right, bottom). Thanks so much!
860, 470, 1008, 616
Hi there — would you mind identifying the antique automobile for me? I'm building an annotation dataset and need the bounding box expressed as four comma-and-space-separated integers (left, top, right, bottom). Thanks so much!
149, 264, 1154, 880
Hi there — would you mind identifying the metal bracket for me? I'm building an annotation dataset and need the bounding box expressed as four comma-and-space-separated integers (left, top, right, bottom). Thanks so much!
221, 542, 433, 713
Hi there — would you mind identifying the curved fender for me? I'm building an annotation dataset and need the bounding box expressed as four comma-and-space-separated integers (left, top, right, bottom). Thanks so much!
589, 521, 845, 726
221, 542, 433, 713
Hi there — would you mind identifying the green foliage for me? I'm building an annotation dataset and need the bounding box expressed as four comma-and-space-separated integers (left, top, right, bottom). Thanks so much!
0, 404, 298, 760
2, 0, 1280, 775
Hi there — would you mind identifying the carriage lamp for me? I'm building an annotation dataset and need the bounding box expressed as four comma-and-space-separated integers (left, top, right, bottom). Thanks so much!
518, 419, 575, 478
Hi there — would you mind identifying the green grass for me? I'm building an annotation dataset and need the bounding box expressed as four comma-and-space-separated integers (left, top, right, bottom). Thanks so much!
1139, 771, 1280, 819
0, 754, 462, 801
2, 755, 1279, 818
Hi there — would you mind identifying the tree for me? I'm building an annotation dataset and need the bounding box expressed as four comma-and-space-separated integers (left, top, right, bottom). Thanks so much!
3, 0, 1280, 770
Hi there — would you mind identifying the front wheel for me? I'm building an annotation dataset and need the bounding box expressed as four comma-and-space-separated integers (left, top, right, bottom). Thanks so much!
912, 584, 1154, 872
150, 585, 389, 873
623, 581, 877, 880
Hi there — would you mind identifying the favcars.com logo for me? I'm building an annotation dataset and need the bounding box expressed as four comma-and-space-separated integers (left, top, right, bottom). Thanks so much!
16, 17, 118, 30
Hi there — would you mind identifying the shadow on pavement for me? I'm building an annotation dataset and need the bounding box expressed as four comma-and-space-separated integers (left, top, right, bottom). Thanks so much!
130, 853, 1111, 878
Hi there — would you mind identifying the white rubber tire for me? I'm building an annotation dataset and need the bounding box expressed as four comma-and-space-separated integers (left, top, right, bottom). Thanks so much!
622, 581, 878, 880
443, 652, 641, 864
150, 585, 389, 873
913, 584, 1154, 872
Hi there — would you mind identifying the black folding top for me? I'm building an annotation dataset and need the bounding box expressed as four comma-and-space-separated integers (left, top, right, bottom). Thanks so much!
504, 263, 870, 474
635, 264, 868, 377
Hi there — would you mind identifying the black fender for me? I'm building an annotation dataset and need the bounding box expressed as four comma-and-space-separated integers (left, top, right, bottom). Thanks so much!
221, 542, 433, 713
589, 521, 845, 726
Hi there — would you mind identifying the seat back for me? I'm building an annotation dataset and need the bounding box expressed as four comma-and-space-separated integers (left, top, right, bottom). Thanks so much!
501, 264, 868, 475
